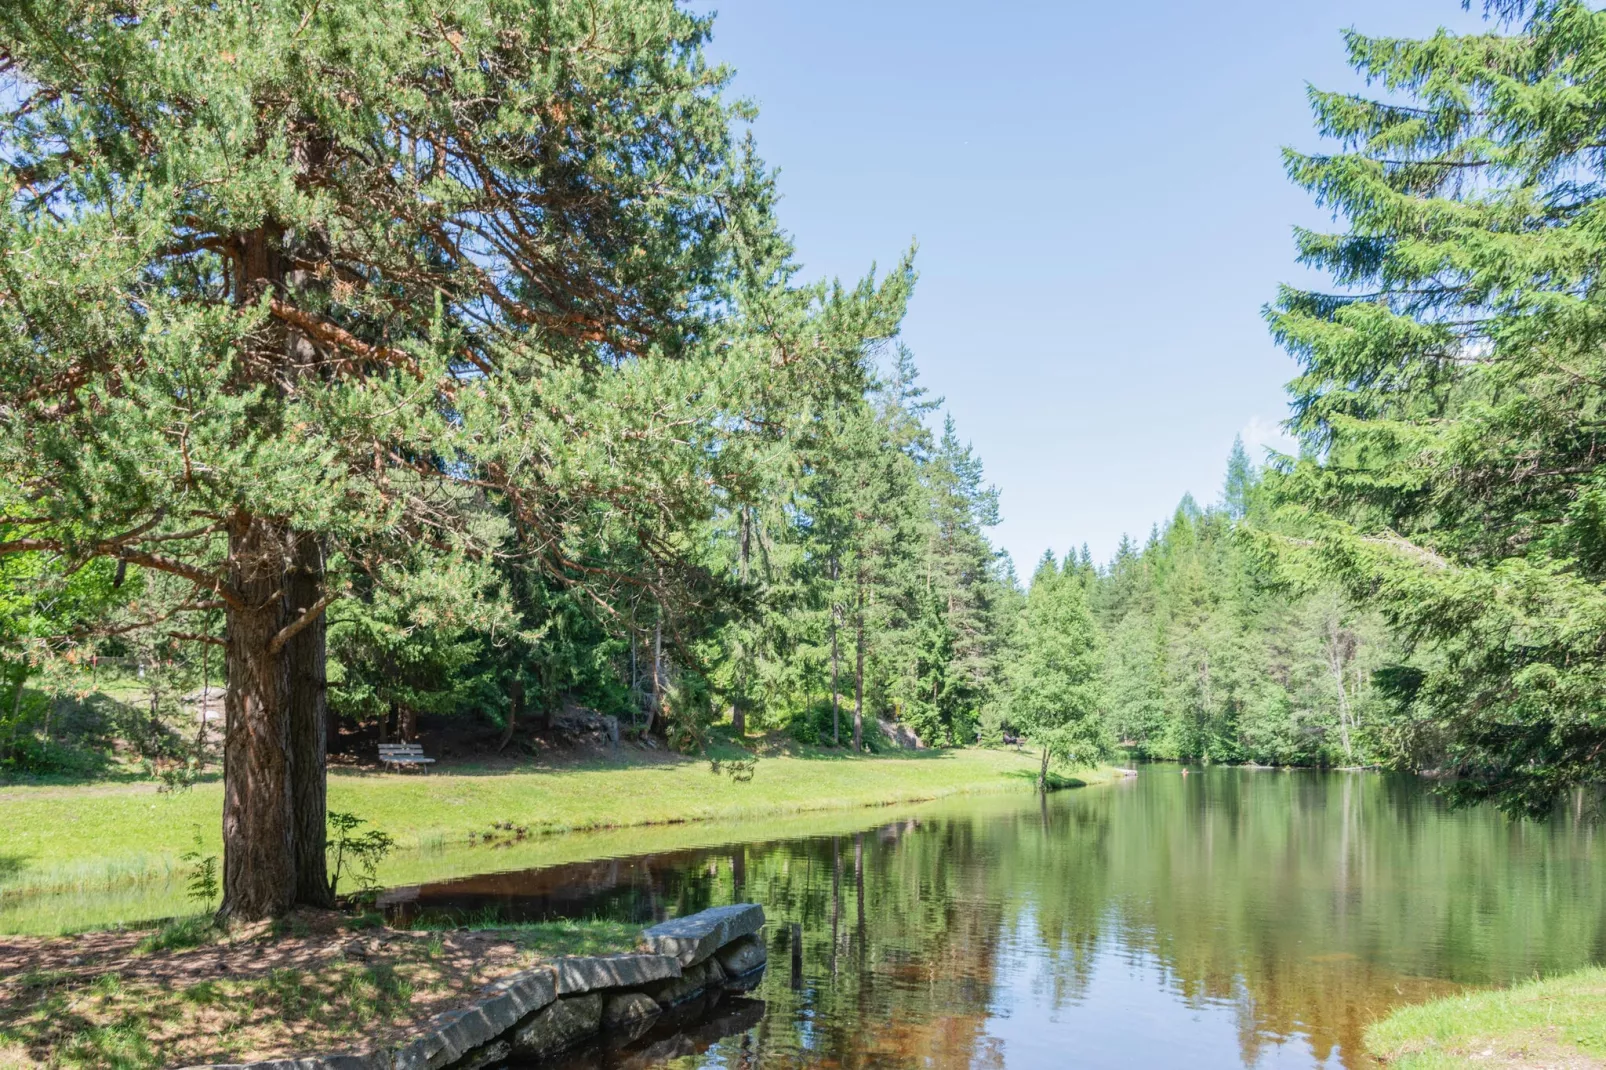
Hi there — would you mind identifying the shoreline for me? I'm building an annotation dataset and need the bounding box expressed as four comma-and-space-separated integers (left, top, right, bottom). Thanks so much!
0, 749, 1117, 934
1366, 967, 1606, 1068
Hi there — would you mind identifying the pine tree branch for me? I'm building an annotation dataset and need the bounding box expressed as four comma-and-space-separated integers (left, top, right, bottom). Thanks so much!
268, 593, 339, 655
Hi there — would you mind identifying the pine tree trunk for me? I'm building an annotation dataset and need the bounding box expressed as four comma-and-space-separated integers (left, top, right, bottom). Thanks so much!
499, 678, 523, 752
1039, 745, 1050, 793
853, 586, 865, 752
731, 696, 745, 738
831, 601, 840, 747
648, 619, 663, 736
219, 218, 333, 920
221, 515, 296, 922
195, 641, 208, 759
285, 535, 330, 908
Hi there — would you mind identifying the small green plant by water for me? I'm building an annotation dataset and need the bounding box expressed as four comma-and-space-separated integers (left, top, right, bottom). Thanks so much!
327, 811, 395, 905
179, 827, 218, 910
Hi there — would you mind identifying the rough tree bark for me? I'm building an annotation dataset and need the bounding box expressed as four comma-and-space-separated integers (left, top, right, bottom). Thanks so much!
831, 604, 840, 746
647, 619, 663, 736
221, 515, 296, 921
499, 678, 523, 752
853, 584, 865, 752
285, 534, 331, 908
219, 204, 335, 919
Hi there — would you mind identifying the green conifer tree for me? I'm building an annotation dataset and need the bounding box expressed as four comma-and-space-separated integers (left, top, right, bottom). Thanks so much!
0, 0, 818, 916
1266, 0, 1606, 814
1008, 552, 1106, 789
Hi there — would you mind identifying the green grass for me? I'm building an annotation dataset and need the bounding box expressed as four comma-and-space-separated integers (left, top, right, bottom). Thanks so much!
1, 913, 636, 1069
394, 914, 640, 957
0, 747, 1109, 933
1366, 968, 1606, 1068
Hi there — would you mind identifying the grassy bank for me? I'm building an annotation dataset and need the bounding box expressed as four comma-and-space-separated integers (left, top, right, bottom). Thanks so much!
0, 747, 1108, 932
1366, 968, 1606, 1068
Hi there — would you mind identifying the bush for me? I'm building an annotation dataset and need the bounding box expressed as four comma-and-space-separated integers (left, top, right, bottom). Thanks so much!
0, 734, 109, 778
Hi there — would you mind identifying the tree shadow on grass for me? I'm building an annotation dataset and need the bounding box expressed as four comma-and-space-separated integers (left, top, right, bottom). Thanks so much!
350, 740, 976, 779
1001, 769, 1091, 791
0, 855, 27, 882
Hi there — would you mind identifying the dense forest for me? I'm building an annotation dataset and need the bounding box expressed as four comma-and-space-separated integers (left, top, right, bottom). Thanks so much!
1089, 442, 1394, 769
8, 0, 1606, 919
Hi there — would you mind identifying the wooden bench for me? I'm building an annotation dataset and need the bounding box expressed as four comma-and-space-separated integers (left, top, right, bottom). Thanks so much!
378, 742, 436, 773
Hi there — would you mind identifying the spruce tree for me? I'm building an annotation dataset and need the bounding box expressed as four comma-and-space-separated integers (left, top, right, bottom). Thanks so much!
1222, 436, 1255, 521
1267, 0, 1606, 814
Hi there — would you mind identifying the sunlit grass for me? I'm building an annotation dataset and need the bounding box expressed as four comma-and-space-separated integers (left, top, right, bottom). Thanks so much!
1366, 968, 1606, 1068
0, 748, 1113, 934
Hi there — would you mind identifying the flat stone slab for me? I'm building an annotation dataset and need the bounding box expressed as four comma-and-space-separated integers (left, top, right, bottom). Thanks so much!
554, 952, 681, 994
392, 968, 556, 1070
639, 903, 766, 967
178, 1058, 383, 1070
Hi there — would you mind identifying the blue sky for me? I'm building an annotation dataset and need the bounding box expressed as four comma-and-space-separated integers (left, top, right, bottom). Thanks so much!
699, 0, 1487, 570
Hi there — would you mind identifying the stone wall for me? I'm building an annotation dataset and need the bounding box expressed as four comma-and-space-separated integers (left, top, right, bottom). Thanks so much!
179, 904, 767, 1070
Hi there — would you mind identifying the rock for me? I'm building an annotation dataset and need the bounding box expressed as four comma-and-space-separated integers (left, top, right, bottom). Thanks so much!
178, 1053, 385, 1060
553, 952, 680, 995
639, 903, 766, 967
551, 704, 620, 745
511, 993, 603, 1058
449, 1041, 509, 1070
704, 955, 727, 984
598, 990, 663, 1047
601, 991, 662, 1028
417, 1005, 498, 1070
715, 933, 767, 978
388, 966, 559, 1070
641, 958, 715, 1008
877, 718, 925, 749
475, 967, 558, 1036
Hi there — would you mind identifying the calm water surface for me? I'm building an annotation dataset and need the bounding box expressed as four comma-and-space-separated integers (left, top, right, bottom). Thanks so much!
387, 768, 1606, 1069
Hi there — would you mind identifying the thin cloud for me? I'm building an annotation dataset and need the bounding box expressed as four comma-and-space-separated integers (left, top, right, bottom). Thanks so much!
1241, 415, 1297, 463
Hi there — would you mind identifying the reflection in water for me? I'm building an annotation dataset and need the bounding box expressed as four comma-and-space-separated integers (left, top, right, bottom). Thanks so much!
388, 769, 1606, 1069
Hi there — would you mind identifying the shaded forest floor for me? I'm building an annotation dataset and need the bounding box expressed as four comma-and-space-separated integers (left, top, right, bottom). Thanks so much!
0, 909, 636, 1069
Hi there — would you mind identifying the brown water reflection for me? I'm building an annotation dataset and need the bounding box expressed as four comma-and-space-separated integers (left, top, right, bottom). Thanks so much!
388, 769, 1606, 1068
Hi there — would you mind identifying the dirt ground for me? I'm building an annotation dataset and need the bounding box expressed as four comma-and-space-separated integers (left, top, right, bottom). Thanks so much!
0, 910, 620, 1069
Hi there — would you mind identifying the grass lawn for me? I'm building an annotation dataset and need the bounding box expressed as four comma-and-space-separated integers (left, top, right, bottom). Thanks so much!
0, 746, 1108, 933
1366, 968, 1606, 1068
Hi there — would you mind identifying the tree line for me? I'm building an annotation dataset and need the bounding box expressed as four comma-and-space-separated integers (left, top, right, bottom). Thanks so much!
7, 0, 1606, 922
0, 0, 1034, 922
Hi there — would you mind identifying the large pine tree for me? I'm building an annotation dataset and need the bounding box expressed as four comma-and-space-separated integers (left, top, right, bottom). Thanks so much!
0, 0, 809, 916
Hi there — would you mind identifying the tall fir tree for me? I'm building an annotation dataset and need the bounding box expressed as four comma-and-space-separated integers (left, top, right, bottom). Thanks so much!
1266, 0, 1606, 815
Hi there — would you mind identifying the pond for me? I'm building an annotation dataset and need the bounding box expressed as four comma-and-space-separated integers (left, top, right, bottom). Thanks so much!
384, 767, 1606, 1069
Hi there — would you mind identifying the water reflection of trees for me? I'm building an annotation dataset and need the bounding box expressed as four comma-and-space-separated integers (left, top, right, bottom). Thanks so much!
711, 771, 1606, 1069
